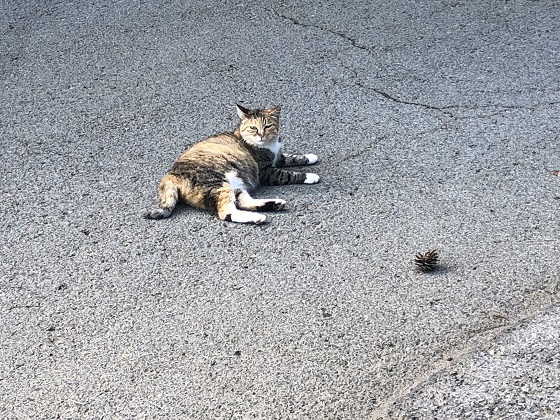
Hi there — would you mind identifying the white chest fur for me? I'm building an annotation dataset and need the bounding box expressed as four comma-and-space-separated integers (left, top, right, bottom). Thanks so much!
260, 139, 283, 165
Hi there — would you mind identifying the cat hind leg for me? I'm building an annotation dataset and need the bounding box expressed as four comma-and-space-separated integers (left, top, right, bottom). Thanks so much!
213, 186, 266, 224
236, 190, 286, 212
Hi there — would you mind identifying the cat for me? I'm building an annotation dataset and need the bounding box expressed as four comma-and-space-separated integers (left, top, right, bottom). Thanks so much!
144, 104, 319, 224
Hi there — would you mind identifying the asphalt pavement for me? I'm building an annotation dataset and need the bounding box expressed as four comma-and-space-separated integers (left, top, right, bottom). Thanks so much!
1, 0, 559, 418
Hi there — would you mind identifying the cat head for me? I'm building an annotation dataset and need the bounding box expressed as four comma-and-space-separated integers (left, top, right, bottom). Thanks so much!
236, 104, 280, 147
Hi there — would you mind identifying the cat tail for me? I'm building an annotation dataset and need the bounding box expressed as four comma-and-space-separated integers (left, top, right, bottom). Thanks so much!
143, 174, 181, 219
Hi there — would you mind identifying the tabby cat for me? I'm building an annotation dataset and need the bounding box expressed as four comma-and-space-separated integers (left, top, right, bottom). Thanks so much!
144, 104, 319, 224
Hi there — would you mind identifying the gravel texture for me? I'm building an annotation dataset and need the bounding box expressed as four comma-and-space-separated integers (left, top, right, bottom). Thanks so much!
1, 0, 559, 418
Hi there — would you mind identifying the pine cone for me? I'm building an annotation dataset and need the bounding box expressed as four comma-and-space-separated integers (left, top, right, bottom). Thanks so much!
414, 249, 439, 271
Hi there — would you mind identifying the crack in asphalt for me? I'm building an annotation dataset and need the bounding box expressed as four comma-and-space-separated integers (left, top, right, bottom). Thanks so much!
338, 61, 459, 117
338, 55, 560, 118
332, 125, 451, 165
275, 10, 560, 118
371, 298, 560, 419
335, 134, 390, 165
274, 10, 372, 54
7, 304, 42, 311
274, 10, 462, 115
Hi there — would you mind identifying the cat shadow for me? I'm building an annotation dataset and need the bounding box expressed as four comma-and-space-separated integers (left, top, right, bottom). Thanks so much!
164, 202, 273, 226
171, 202, 197, 217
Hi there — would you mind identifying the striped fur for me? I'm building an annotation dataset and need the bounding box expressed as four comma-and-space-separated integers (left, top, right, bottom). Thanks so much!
144, 104, 319, 223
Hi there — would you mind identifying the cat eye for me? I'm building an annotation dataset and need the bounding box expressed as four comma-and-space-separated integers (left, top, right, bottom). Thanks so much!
264, 124, 274, 130
249, 126, 258, 131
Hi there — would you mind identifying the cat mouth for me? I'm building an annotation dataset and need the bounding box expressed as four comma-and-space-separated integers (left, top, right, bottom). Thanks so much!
244, 135, 278, 148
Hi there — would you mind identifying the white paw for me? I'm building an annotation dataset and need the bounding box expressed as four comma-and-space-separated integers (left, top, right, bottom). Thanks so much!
305, 154, 319, 165
304, 173, 320, 184
231, 210, 266, 224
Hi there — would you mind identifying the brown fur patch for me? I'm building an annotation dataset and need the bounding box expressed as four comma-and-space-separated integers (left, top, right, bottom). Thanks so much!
158, 174, 180, 208
215, 183, 235, 219
145, 104, 318, 221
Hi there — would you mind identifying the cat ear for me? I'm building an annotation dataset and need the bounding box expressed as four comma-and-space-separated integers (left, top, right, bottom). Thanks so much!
236, 103, 252, 121
266, 104, 281, 118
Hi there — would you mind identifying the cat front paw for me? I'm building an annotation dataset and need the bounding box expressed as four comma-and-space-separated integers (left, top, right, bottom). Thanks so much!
304, 173, 320, 184
304, 154, 319, 165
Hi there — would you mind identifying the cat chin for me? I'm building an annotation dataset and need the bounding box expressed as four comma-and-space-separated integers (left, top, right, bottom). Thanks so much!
257, 139, 278, 147
244, 137, 279, 148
